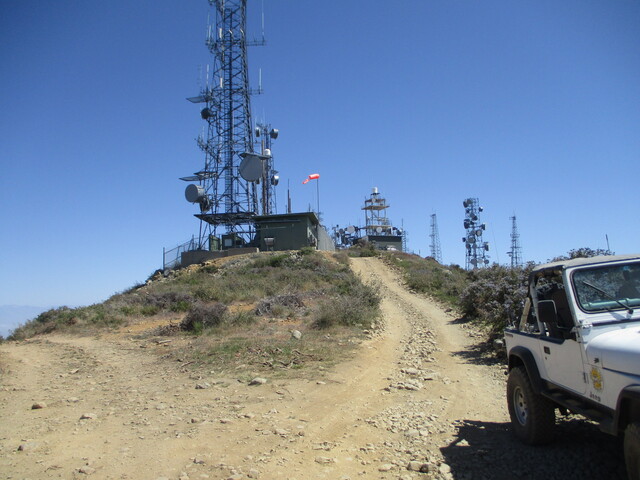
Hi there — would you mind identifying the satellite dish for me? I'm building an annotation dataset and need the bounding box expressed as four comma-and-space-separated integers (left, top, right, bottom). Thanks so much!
376, 227, 383, 233
347, 226, 356, 234
255, 127, 261, 137
339, 228, 345, 235
264, 148, 271, 157
479, 206, 484, 212
185, 184, 205, 203
471, 214, 478, 221
271, 174, 279, 186
470, 258, 478, 265
463, 200, 469, 208
484, 259, 490, 264
239, 153, 264, 182
467, 235, 476, 243
186, 95, 207, 104
200, 108, 216, 120
269, 128, 279, 139
464, 219, 471, 229
475, 229, 483, 236
462, 237, 467, 243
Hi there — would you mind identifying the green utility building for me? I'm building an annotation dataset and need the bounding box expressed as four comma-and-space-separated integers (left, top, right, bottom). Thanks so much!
254, 212, 335, 252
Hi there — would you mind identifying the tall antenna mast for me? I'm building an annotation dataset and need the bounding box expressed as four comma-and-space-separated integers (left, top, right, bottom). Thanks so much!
255, 123, 279, 215
507, 215, 523, 268
462, 197, 490, 269
429, 213, 442, 263
182, 0, 265, 248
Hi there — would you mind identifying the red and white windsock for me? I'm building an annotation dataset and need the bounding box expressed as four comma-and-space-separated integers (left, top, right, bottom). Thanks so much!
302, 173, 320, 184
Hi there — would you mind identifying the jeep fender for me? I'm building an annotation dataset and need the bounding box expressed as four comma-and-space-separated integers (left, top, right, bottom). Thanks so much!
615, 385, 640, 433
508, 346, 545, 395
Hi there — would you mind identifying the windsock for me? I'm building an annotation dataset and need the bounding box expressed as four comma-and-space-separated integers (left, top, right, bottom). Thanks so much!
303, 173, 320, 184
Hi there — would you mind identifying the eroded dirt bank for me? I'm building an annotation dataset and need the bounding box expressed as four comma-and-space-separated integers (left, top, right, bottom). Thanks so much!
0, 257, 626, 480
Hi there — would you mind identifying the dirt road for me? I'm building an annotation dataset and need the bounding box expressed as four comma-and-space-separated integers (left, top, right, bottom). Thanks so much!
0, 257, 626, 480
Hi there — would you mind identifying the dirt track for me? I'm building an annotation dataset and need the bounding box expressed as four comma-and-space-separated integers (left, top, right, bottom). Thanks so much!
0, 257, 627, 480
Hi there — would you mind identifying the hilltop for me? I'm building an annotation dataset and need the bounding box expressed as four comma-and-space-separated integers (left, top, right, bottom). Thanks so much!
0, 251, 626, 479
6, 249, 382, 375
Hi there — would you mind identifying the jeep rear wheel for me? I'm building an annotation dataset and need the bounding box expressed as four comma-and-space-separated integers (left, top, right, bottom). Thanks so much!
507, 366, 555, 445
625, 422, 640, 480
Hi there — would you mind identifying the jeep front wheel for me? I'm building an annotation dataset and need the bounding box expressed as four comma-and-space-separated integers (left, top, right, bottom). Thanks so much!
625, 422, 640, 480
507, 366, 555, 445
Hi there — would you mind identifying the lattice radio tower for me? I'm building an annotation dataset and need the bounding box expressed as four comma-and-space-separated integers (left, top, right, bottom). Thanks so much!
507, 215, 523, 268
363, 187, 392, 236
182, 0, 267, 248
429, 213, 442, 263
462, 197, 490, 269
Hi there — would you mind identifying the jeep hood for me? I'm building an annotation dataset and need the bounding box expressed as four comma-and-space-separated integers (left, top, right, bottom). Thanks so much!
586, 326, 640, 375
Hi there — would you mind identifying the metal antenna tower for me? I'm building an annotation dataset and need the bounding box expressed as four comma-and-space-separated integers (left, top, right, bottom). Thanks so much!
429, 213, 442, 263
507, 215, 523, 268
363, 187, 392, 236
182, 0, 265, 248
462, 197, 490, 269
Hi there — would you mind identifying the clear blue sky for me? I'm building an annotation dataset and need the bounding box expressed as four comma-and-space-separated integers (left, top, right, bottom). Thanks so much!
1, 0, 639, 330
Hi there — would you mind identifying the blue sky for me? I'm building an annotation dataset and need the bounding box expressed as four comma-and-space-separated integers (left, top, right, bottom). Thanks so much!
1, 0, 639, 334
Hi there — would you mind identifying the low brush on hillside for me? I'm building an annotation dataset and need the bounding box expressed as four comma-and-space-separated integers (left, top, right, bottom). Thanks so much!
8, 249, 381, 375
382, 252, 468, 307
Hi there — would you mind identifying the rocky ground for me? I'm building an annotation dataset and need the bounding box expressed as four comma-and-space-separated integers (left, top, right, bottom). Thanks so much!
0, 257, 628, 480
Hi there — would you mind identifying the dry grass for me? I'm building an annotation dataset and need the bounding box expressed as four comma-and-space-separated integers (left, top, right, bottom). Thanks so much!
8, 250, 381, 376
161, 316, 367, 378
382, 251, 468, 307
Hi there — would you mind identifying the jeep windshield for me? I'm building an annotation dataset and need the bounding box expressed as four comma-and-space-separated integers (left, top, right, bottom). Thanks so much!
572, 262, 640, 313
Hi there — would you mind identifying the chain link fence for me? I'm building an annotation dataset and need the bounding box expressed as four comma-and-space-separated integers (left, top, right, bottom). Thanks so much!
163, 237, 200, 271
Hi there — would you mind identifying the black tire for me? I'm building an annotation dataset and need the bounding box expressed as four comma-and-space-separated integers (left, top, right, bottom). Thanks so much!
506, 366, 555, 445
625, 422, 640, 480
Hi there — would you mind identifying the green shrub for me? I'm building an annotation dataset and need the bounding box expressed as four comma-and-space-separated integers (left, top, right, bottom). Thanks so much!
180, 302, 228, 332
226, 310, 257, 326
170, 300, 191, 313
333, 251, 350, 265
120, 305, 136, 316
312, 280, 380, 329
348, 241, 378, 258
255, 294, 305, 316
140, 305, 160, 316
145, 291, 194, 309
459, 264, 533, 333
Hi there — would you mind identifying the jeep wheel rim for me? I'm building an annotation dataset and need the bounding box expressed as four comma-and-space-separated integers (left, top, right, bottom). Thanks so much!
513, 386, 528, 425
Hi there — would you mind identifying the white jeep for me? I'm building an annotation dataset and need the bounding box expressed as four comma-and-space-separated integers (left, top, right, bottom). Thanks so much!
504, 255, 640, 479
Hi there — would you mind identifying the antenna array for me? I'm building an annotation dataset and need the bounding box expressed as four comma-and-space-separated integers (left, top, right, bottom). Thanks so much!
182, 0, 266, 248
362, 187, 392, 236
462, 197, 490, 269
429, 213, 442, 263
255, 123, 279, 216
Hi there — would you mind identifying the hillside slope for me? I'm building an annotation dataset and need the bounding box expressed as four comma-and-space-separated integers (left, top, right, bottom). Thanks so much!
0, 257, 626, 479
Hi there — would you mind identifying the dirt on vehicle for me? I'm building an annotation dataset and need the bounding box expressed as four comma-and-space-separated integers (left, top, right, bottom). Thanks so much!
0, 257, 626, 479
